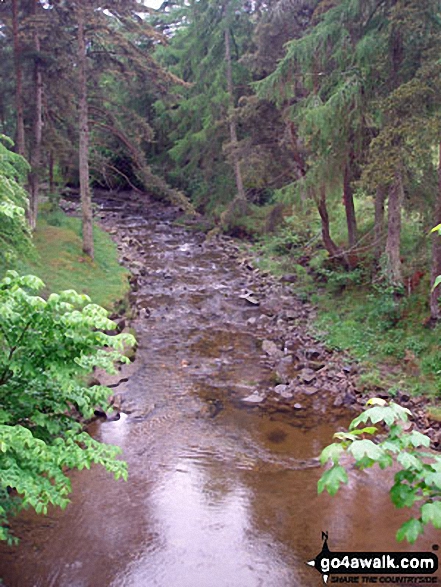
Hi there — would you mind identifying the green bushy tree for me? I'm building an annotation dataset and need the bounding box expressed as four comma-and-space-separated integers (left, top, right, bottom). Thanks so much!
0, 271, 135, 543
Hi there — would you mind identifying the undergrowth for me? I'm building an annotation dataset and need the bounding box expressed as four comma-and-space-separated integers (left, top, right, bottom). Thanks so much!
251, 198, 440, 399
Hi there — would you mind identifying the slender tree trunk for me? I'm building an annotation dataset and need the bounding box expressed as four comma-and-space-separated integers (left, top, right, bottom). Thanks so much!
374, 185, 387, 263
49, 150, 55, 195
77, 6, 94, 259
317, 186, 344, 261
343, 163, 357, 249
28, 5, 43, 230
430, 143, 441, 321
287, 120, 306, 180
12, 0, 25, 157
224, 25, 246, 205
385, 169, 403, 288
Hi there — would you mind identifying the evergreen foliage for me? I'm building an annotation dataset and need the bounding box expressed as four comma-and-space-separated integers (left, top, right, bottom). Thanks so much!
0, 135, 32, 272
152, 0, 253, 211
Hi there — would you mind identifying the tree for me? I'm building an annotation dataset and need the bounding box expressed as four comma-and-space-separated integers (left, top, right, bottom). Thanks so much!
430, 145, 441, 321
153, 0, 254, 214
224, 6, 247, 207
75, 1, 94, 258
27, 0, 44, 231
256, 0, 370, 261
0, 271, 134, 543
11, 0, 25, 158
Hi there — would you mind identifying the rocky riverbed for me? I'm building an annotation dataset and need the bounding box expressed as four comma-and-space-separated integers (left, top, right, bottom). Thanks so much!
1, 190, 439, 587
87, 190, 441, 445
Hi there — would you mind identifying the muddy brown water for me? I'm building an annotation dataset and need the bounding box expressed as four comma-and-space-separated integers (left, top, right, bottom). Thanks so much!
0, 196, 439, 586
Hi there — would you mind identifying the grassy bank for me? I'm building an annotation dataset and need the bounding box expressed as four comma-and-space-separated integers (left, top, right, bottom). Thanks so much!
17, 209, 129, 310
248, 202, 441, 401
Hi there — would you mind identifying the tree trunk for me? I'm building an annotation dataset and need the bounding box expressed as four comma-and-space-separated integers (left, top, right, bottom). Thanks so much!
28, 4, 43, 231
12, 0, 25, 157
374, 185, 386, 263
430, 143, 441, 321
77, 6, 94, 259
224, 25, 246, 204
343, 163, 357, 249
385, 169, 403, 288
49, 150, 55, 196
317, 186, 344, 261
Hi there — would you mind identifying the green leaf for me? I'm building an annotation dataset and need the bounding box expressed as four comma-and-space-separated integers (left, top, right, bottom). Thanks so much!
424, 471, 441, 488
378, 453, 394, 470
318, 465, 348, 496
430, 223, 441, 234
381, 440, 401, 453
431, 275, 441, 291
396, 518, 424, 543
352, 427, 377, 436
390, 483, 418, 508
407, 431, 431, 448
351, 403, 411, 429
397, 452, 423, 471
348, 439, 385, 461
320, 442, 344, 465
421, 502, 441, 529
333, 432, 358, 442
366, 398, 387, 407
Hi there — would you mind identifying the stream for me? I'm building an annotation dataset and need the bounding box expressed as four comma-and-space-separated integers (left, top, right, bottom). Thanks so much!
0, 192, 439, 586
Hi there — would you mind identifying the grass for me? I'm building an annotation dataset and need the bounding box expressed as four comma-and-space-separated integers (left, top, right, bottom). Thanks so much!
17, 208, 129, 310
250, 198, 441, 399
309, 280, 441, 397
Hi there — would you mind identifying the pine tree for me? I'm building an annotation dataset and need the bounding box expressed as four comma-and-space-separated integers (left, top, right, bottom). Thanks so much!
153, 0, 254, 214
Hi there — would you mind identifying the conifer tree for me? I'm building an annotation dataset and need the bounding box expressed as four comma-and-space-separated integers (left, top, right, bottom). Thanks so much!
258, 0, 441, 286
153, 0, 253, 213
11, 0, 25, 157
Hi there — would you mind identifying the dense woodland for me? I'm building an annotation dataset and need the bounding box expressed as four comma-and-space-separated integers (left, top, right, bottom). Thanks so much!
3, 0, 441, 548
2, 0, 441, 314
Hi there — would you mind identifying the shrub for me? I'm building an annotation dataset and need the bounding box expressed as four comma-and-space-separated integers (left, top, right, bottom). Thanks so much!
0, 271, 135, 543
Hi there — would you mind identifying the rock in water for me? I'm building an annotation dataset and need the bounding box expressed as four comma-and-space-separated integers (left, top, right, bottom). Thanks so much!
242, 391, 266, 404
239, 292, 260, 306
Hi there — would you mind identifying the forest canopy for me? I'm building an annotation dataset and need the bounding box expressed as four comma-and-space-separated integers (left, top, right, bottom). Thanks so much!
2, 0, 441, 312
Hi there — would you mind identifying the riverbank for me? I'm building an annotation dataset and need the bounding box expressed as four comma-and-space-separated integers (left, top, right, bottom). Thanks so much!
16, 205, 130, 310
2, 189, 439, 587
89, 191, 440, 449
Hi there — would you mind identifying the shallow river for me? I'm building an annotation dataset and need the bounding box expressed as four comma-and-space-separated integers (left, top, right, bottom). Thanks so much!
0, 196, 439, 586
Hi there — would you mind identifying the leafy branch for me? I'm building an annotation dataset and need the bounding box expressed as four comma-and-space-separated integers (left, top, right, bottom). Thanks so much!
0, 271, 136, 543
318, 398, 441, 543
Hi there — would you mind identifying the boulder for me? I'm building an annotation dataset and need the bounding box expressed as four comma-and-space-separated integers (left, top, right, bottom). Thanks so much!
299, 368, 317, 384
262, 339, 284, 360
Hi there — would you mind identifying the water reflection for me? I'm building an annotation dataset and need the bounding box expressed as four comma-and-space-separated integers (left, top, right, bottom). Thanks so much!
113, 458, 298, 587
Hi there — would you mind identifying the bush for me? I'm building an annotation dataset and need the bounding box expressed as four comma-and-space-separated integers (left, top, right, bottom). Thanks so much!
0, 271, 135, 543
